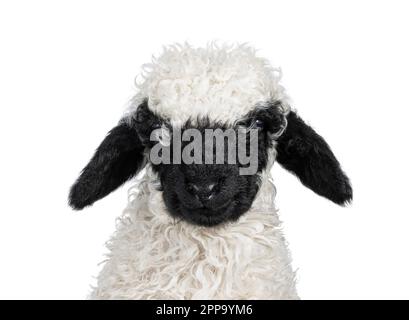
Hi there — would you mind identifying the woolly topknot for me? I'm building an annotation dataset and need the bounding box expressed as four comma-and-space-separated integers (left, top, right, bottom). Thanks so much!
128, 42, 289, 126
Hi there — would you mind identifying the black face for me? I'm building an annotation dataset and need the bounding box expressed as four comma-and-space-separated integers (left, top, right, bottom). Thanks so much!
133, 100, 286, 226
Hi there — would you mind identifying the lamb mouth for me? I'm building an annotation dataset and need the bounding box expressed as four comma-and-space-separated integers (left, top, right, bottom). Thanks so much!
178, 200, 236, 227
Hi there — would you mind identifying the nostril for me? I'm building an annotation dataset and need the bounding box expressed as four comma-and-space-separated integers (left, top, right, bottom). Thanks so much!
202, 183, 220, 201
186, 183, 199, 195
206, 192, 215, 200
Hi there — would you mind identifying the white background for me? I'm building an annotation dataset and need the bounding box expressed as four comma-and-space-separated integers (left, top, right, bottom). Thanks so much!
0, 0, 408, 299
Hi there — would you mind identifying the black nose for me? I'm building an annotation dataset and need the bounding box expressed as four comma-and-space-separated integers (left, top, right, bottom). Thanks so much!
187, 182, 219, 201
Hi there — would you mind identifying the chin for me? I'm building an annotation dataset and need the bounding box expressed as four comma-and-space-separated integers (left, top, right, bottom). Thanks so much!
180, 204, 236, 227
165, 193, 254, 227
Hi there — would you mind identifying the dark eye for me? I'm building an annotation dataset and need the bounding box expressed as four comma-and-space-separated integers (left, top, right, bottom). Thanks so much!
152, 122, 162, 130
255, 119, 264, 129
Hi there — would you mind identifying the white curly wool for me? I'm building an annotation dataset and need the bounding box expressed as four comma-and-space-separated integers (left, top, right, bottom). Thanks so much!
126, 43, 290, 126
91, 158, 297, 299
91, 43, 298, 299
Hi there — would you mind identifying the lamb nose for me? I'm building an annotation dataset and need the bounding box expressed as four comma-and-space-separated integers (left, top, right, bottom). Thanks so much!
188, 183, 218, 200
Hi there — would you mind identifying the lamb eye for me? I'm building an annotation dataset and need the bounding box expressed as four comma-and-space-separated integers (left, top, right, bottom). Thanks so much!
255, 119, 264, 129
152, 122, 162, 130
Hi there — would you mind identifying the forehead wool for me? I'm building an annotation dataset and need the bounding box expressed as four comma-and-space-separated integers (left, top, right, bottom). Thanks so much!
128, 43, 290, 126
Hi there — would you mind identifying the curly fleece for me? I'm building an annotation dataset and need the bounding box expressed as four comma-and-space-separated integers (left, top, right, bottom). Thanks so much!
126, 42, 290, 126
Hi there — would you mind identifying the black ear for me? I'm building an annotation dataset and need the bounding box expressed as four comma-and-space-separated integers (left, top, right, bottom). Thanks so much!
276, 111, 352, 205
68, 120, 145, 210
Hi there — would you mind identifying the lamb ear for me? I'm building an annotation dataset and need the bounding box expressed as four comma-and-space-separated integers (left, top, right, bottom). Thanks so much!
275, 111, 352, 205
68, 120, 145, 210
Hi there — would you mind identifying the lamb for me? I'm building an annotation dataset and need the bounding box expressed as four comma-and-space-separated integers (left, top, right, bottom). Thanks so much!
69, 43, 352, 299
